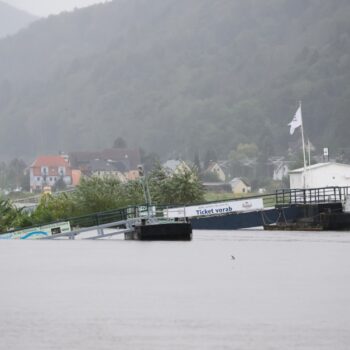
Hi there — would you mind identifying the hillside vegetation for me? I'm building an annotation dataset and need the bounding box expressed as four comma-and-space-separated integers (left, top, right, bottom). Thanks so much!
0, 0, 349, 159
0, 1, 37, 38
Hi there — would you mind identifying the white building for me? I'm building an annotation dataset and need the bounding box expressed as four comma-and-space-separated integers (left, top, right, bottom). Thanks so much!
230, 178, 251, 194
30, 155, 72, 192
273, 163, 289, 181
162, 160, 191, 175
289, 162, 350, 189
205, 162, 226, 182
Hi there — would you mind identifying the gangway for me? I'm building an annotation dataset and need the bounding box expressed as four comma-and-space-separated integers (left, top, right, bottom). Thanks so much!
43, 218, 139, 240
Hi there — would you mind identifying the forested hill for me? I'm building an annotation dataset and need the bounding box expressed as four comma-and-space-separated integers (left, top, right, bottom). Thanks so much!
0, 0, 349, 159
0, 1, 37, 38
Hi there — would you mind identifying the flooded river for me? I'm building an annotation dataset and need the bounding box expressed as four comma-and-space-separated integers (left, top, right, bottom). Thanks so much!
0, 230, 349, 349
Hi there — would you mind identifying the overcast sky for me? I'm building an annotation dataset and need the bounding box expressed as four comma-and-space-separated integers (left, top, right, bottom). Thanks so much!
4, 0, 110, 16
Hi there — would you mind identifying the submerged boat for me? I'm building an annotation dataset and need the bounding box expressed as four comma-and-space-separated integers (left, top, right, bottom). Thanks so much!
125, 218, 192, 241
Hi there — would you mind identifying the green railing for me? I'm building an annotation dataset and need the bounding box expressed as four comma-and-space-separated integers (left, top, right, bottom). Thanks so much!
5, 187, 349, 236
39, 192, 278, 230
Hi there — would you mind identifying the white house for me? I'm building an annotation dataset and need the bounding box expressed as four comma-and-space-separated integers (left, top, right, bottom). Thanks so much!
205, 162, 226, 182
30, 155, 72, 192
289, 162, 350, 189
230, 178, 251, 194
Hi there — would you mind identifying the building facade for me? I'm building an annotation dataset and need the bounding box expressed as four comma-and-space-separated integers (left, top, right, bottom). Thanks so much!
289, 162, 350, 189
205, 162, 226, 182
230, 178, 251, 194
30, 155, 72, 192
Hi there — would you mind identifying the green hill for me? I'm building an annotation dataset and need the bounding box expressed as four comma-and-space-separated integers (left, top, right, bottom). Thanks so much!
0, 0, 349, 159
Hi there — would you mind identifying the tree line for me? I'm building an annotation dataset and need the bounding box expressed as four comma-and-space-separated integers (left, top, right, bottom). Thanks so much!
0, 165, 204, 233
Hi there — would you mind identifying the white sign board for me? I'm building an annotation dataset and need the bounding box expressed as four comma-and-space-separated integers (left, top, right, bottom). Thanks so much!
164, 198, 264, 218
0, 222, 71, 240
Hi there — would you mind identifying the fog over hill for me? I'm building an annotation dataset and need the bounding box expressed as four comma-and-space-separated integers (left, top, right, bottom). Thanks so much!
0, 0, 349, 159
0, 1, 37, 38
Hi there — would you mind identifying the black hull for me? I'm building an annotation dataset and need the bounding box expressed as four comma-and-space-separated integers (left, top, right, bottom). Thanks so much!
191, 207, 299, 230
125, 222, 192, 241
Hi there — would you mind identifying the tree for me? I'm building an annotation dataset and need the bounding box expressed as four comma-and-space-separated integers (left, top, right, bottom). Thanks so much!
5, 158, 27, 189
113, 137, 127, 149
53, 177, 67, 192
229, 143, 259, 163
193, 151, 201, 172
73, 176, 144, 214
0, 198, 28, 232
229, 143, 258, 179
31, 193, 77, 225
0, 163, 205, 230
20, 171, 30, 192
203, 150, 217, 170
140, 148, 160, 173
149, 165, 204, 205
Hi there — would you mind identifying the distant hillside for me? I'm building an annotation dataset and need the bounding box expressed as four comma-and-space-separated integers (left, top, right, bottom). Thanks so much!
0, 0, 349, 159
0, 1, 37, 38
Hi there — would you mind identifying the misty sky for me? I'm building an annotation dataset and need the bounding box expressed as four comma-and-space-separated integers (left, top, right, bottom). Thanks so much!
4, 0, 110, 16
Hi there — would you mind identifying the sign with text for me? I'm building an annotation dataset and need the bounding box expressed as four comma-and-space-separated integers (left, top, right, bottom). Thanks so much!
0, 222, 71, 240
164, 198, 264, 218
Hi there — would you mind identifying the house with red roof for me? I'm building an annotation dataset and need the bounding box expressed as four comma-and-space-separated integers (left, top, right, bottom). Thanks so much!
29, 155, 72, 192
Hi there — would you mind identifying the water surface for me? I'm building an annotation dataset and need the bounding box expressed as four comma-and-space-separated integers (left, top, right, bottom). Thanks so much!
0, 230, 349, 349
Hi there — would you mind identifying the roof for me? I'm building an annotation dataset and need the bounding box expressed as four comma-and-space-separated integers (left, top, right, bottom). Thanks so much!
69, 148, 141, 170
206, 162, 222, 172
31, 155, 69, 168
230, 177, 251, 187
88, 159, 126, 172
289, 162, 350, 174
203, 182, 230, 186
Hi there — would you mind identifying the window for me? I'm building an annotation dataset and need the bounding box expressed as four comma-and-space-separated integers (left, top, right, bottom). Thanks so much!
41, 166, 48, 175
37, 177, 40, 181
58, 167, 65, 177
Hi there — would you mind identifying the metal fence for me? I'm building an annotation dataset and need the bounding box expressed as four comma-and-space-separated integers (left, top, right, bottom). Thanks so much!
275, 186, 350, 205
7, 187, 349, 236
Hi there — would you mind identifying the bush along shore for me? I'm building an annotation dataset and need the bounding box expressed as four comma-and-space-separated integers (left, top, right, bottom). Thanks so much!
0, 165, 204, 233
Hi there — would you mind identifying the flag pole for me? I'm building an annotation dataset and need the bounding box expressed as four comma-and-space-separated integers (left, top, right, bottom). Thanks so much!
299, 101, 307, 188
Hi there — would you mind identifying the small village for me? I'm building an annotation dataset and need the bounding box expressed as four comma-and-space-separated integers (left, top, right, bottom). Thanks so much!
0, 141, 350, 200
2, 141, 350, 200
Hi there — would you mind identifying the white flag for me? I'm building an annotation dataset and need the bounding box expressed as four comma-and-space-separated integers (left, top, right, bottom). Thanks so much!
288, 105, 302, 135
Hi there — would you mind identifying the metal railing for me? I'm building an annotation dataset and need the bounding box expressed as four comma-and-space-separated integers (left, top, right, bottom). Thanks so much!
5, 186, 349, 237
275, 186, 350, 205
13, 188, 76, 205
